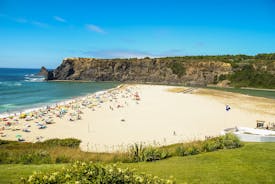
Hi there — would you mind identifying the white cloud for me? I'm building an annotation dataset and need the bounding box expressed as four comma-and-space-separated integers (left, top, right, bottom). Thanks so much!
53, 16, 66, 23
0, 14, 49, 28
86, 24, 106, 34
31, 21, 49, 28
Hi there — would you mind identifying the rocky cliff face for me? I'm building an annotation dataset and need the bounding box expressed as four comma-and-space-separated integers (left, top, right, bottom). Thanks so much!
45, 58, 235, 85
47, 57, 232, 86
47, 58, 232, 85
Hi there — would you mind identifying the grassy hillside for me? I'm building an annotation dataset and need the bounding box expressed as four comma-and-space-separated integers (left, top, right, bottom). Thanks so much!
1, 142, 274, 183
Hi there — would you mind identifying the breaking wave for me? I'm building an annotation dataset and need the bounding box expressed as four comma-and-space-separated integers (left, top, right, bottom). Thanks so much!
0, 81, 22, 87
24, 74, 45, 82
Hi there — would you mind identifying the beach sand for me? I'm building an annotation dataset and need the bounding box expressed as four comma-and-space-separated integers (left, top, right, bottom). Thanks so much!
1, 85, 274, 152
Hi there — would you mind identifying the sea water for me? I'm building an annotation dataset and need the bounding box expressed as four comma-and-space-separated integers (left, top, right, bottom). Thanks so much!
0, 68, 119, 114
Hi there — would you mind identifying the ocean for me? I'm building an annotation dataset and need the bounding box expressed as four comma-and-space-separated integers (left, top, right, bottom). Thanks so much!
0, 68, 119, 115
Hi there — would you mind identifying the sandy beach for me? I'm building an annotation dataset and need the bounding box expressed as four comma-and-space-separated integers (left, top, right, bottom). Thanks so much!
1, 84, 274, 152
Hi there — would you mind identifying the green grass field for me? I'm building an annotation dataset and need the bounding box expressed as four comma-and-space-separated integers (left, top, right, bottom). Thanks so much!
0, 142, 274, 184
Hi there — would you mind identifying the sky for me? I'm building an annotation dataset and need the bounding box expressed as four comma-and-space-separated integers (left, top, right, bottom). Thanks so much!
0, 0, 275, 68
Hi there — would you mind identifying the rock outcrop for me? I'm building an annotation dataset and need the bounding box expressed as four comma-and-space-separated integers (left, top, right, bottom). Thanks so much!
38, 66, 49, 77
47, 57, 233, 86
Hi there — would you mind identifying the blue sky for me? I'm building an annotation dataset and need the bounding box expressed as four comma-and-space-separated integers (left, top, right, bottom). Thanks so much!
0, 0, 275, 68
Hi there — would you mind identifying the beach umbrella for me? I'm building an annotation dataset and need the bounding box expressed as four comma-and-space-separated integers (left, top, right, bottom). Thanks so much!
16, 134, 22, 138
20, 113, 26, 119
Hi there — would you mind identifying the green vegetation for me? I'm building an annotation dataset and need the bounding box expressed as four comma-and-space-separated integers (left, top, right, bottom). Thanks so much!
160, 53, 275, 62
0, 139, 129, 164
207, 86, 275, 99
159, 53, 275, 88
41, 138, 81, 148
22, 161, 174, 184
255, 53, 275, 60
228, 64, 275, 88
122, 142, 275, 183
0, 134, 241, 164
0, 142, 274, 183
168, 61, 186, 77
0, 164, 66, 184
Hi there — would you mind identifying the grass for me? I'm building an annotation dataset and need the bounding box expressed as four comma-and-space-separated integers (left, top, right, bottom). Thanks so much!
0, 164, 66, 184
122, 142, 275, 184
0, 142, 274, 183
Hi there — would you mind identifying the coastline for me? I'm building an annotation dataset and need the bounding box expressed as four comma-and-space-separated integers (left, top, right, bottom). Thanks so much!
1, 84, 274, 152
0, 83, 122, 118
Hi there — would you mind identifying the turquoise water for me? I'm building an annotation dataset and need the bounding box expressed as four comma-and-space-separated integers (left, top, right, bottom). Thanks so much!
206, 86, 275, 99
0, 68, 119, 114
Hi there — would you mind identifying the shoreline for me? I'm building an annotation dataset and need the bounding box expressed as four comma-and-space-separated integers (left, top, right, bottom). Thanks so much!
1, 84, 274, 152
0, 84, 123, 118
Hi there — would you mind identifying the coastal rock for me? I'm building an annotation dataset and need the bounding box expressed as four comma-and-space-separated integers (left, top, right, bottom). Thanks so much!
47, 57, 233, 86
38, 66, 49, 77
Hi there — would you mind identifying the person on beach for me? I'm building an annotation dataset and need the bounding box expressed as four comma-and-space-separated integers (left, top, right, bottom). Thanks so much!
226, 104, 231, 111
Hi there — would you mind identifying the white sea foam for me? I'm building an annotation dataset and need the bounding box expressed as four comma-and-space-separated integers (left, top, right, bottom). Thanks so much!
0, 81, 22, 87
24, 73, 45, 82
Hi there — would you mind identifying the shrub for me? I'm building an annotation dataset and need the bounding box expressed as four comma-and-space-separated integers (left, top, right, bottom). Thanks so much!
0, 150, 52, 164
0, 140, 10, 145
128, 143, 145, 162
184, 145, 200, 156
42, 138, 81, 148
169, 61, 186, 77
143, 146, 170, 162
19, 150, 52, 164
174, 134, 242, 157
219, 133, 242, 149
175, 146, 185, 156
55, 155, 71, 163
128, 144, 170, 162
202, 139, 220, 152
22, 161, 175, 184
0, 151, 9, 163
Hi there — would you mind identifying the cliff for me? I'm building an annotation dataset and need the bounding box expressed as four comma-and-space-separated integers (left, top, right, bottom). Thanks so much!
46, 57, 232, 86
45, 55, 275, 88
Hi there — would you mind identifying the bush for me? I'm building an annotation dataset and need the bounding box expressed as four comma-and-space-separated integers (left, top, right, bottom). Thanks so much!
202, 139, 220, 152
19, 150, 52, 164
0, 140, 10, 145
42, 138, 81, 148
175, 146, 185, 156
128, 144, 170, 162
169, 61, 186, 77
184, 145, 201, 156
143, 146, 170, 162
22, 161, 175, 184
0, 150, 52, 164
174, 133, 242, 157
219, 133, 242, 149
228, 64, 275, 88
55, 155, 71, 163
0, 151, 9, 163
128, 143, 145, 162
